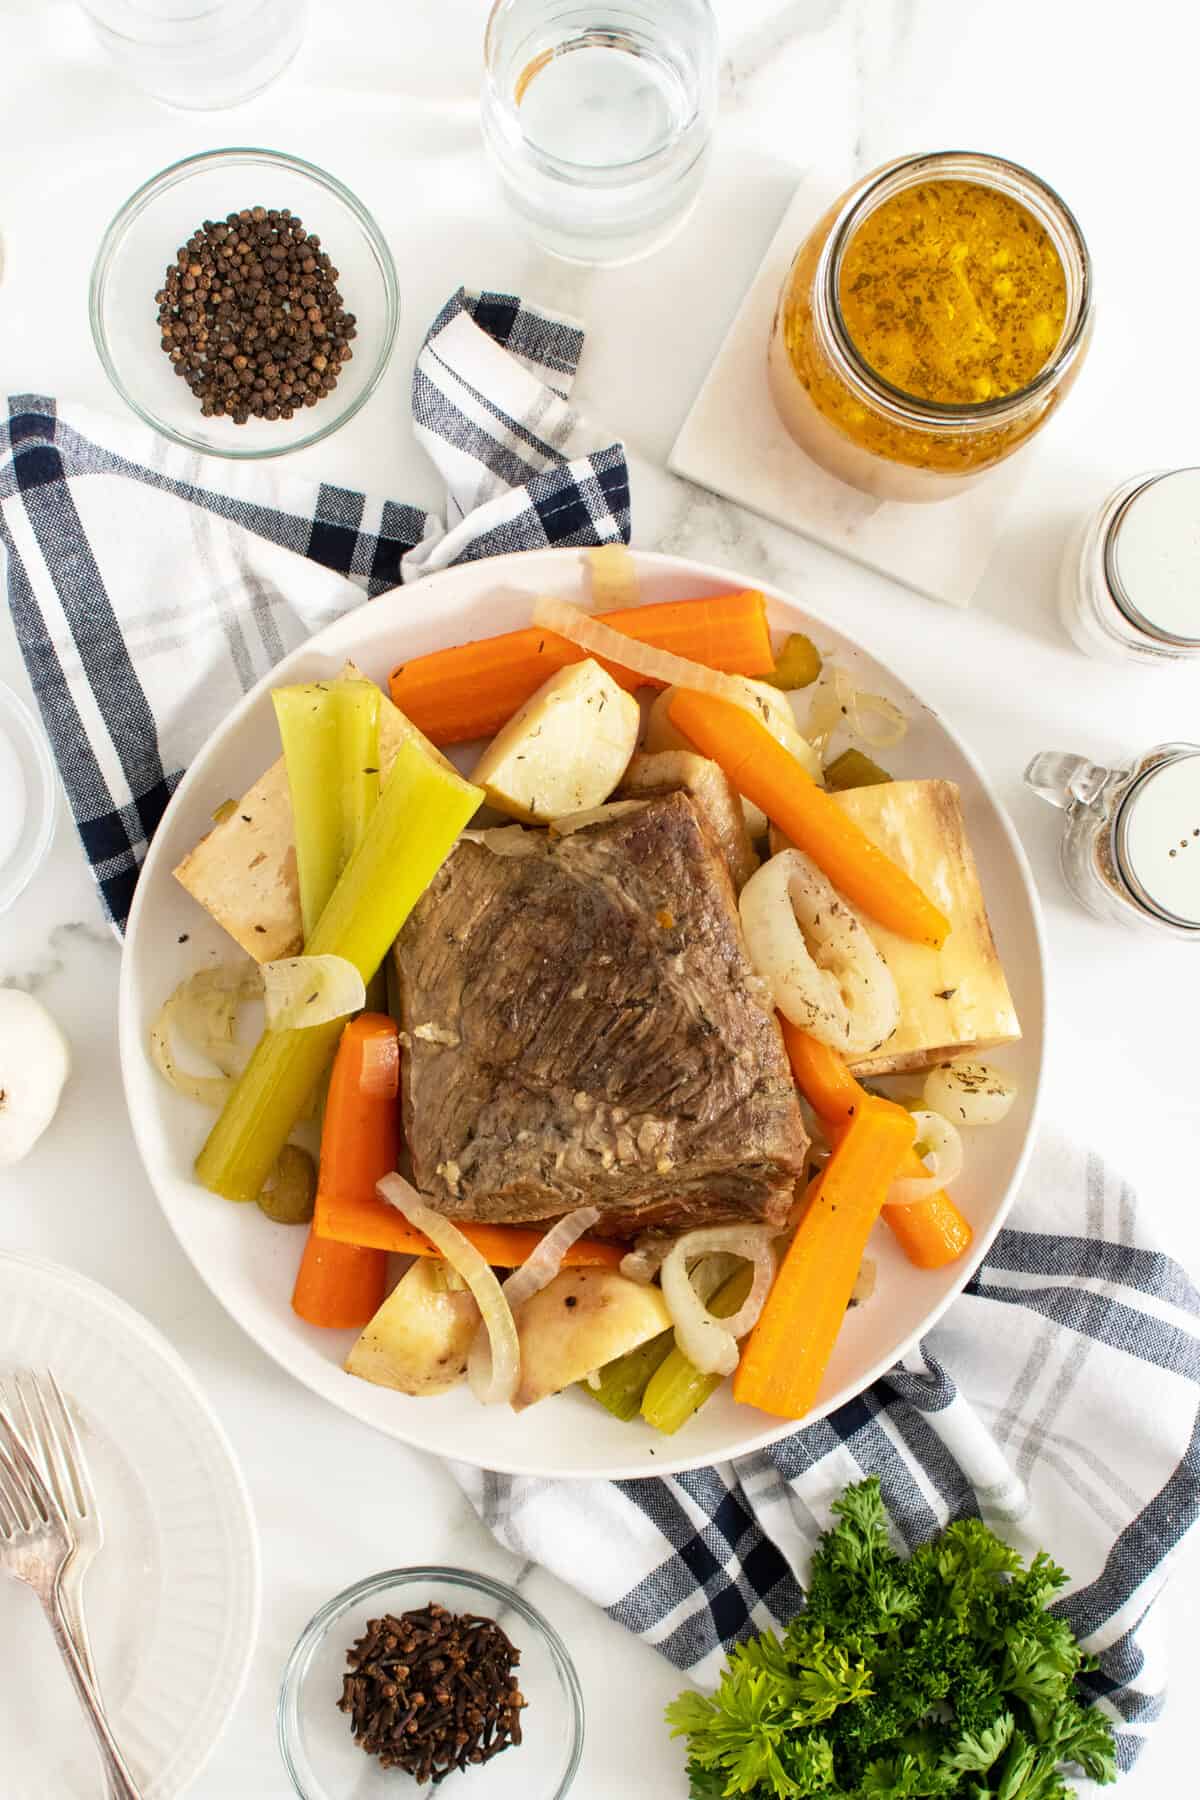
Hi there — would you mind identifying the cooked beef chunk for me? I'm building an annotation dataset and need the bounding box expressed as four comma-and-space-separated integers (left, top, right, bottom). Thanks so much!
393, 792, 807, 1239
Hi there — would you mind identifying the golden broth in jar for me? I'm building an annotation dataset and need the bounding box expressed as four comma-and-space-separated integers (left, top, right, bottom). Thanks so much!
768, 153, 1092, 502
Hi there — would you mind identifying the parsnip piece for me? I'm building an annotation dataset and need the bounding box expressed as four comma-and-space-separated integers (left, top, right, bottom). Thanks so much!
346, 1259, 481, 1397
513, 1268, 672, 1411
174, 662, 458, 963
471, 659, 640, 825
620, 750, 759, 891
823, 780, 1020, 1076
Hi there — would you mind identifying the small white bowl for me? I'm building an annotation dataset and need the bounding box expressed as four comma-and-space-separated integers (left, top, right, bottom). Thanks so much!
0, 681, 57, 913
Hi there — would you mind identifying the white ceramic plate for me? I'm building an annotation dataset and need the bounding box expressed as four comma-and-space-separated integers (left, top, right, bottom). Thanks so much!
0, 1251, 260, 1798
119, 550, 1045, 1479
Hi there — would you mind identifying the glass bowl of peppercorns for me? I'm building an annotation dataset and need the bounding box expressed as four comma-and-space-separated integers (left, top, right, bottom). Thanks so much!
90, 146, 400, 459
278, 1567, 584, 1797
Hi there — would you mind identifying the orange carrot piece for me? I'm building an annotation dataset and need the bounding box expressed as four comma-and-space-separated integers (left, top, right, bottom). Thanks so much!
882, 1191, 974, 1271
780, 1021, 974, 1272
313, 1184, 625, 1271
292, 1012, 397, 1329
292, 1234, 390, 1332
733, 1101, 916, 1420
388, 591, 773, 745
668, 689, 950, 949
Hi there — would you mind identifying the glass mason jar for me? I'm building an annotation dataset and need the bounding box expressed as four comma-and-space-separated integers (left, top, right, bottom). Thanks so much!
1059, 468, 1200, 665
1025, 742, 1200, 937
768, 151, 1094, 503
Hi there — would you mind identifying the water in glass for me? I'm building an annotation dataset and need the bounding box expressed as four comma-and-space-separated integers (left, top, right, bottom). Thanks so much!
483, 1, 718, 265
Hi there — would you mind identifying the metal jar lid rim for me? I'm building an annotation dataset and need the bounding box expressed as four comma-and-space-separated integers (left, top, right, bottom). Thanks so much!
1113, 755, 1200, 929
1103, 470, 1200, 648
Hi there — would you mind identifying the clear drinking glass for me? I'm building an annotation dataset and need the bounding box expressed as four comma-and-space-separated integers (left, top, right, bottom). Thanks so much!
79, 0, 310, 110
482, 0, 718, 266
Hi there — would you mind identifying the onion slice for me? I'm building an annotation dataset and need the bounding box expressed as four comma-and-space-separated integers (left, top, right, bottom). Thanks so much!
262, 954, 365, 1032
833, 666, 908, 751
660, 1225, 777, 1377
532, 595, 766, 717
502, 1206, 602, 1312
377, 1174, 520, 1406
149, 962, 262, 1107
467, 1204, 602, 1400
887, 1110, 964, 1206
586, 543, 639, 611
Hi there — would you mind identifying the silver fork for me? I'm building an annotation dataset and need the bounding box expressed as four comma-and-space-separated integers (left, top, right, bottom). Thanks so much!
0, 1410, 143, 1800
4, 1371, 104, 1693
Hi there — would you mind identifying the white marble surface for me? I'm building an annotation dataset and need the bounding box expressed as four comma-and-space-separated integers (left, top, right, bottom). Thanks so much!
1, 1, 1199, 1795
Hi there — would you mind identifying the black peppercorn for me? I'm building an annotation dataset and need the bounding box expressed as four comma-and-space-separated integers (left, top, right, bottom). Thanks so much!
154, 207, 357, 424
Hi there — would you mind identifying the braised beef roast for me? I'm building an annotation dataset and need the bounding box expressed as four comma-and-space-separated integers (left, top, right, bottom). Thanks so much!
392, 792, 808, 1240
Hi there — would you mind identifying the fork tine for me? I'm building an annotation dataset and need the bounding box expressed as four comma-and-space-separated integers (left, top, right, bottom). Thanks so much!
17, 1372, 72, 1520
45, 1371, 93, 1519
0, 1409, 59, 1527
0, 1432, 35, 1532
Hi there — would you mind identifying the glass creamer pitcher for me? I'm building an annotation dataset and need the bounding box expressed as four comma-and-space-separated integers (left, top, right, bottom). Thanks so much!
1025, 741, 1200, 937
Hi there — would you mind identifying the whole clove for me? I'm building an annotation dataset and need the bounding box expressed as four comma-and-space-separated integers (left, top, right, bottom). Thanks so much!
338, 1602, 527, 1785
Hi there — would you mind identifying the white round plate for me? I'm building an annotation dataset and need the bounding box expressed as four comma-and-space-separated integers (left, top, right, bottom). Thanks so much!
120, 550, 1045, 1479
0, 1251, 260, 1798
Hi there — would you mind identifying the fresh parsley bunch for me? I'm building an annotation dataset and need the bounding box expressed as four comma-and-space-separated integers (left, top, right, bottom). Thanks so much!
667, 1478, 1116, 1799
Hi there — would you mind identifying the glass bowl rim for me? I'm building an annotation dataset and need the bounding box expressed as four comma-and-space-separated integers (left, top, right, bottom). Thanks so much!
88, 145, 400, 462
276, 1564, 586, 1800
0, 679, 58, 914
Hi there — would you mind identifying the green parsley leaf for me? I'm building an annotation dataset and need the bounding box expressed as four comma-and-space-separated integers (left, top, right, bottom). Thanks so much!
666, 1478, 1117, 1800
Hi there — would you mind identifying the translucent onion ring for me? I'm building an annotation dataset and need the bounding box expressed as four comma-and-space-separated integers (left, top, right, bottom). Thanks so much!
660, 1225, 777, 1377
377, 1174, 521, 1407
887, 1110, 964, 1206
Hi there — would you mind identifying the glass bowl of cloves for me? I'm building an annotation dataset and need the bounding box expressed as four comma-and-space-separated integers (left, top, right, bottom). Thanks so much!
278, 1567, 584, 1798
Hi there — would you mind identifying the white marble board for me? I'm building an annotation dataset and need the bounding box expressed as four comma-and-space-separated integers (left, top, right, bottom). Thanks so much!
668, 182, 1037, 607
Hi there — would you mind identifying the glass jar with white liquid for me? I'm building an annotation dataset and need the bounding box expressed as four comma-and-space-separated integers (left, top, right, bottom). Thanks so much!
482, 0, 718, 265
1059, 468, 1200, 663
1025, 741, 1200, 937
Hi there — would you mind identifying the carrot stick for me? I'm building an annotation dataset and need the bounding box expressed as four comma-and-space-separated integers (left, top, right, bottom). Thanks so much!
314, 1184, 626, 1271
780, 1021, 973, 1271
732, 1101, 916, 1420
668, 689, 950, 949
881, 1191, 974, 1271
292, 1234, 390, 1333
389, 591, 773, 745
292, 1013, 397, 1329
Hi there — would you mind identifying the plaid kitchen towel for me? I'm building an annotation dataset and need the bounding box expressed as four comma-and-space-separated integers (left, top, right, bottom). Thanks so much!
457, 1128, 1200, 1784
0, 287, 630, 931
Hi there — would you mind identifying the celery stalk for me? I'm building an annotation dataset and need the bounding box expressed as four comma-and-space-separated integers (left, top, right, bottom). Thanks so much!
273, 679, 381, 939
195, 734, 481, 1202
335, 679, 382, 868
586, 1330, 674, 1422
641, 1265, 754, 1436
272, 684, 341, 941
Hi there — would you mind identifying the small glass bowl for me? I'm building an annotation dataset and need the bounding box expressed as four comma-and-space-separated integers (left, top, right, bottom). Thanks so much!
89, 147, 400, 460
0, 681, 58, 914
278, 1568, 585, 1800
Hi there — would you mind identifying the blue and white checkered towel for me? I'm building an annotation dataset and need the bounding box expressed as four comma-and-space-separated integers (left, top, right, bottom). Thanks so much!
0, 287, 630, 931
458, 1128, 1200, 1786
3, 285, 1197, 1790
